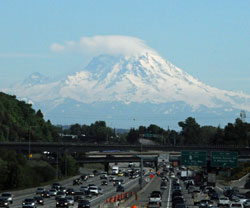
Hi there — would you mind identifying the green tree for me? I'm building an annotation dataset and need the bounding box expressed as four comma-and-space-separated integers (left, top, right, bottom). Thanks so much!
126, 128, 139, 144
178, 117, 201, 144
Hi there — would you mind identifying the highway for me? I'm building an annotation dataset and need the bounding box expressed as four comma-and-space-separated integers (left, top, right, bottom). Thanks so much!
6, 163, 148, 208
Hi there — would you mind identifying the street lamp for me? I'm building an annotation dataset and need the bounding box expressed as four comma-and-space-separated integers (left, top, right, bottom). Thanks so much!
28, 126, 38, 160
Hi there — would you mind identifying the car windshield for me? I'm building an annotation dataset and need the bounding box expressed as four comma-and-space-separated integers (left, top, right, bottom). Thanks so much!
2, 193, 11, 197
24, 199, 34, 202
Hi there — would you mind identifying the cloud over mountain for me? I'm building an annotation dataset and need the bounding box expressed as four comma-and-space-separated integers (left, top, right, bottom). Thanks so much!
50, 35, 158, 57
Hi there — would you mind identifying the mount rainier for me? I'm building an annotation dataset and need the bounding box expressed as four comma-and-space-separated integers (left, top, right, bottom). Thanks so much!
3, 51, 250, 129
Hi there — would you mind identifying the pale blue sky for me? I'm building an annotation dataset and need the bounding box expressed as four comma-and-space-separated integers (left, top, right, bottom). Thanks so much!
0, 0, 250, 94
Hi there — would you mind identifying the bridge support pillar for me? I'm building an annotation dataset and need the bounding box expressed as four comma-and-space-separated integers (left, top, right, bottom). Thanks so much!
104, 162, 109, 173
155, 160, 158, 171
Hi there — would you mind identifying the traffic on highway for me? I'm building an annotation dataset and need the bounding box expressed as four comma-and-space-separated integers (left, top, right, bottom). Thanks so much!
1, 160, 250, 208
0, 162, 148, 208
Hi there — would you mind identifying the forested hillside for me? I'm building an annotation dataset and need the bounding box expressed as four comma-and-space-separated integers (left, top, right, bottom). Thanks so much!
0, 92, 59, 142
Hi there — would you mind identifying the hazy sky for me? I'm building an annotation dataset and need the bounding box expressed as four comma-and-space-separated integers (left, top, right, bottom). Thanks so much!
1, 0, 250, 94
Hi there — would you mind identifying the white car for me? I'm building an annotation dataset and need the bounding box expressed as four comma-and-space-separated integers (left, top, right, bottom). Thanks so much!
218, 197, 230, 207
230, 201, 244, 208
243, 199, 250, 207
89, 186, 99, 196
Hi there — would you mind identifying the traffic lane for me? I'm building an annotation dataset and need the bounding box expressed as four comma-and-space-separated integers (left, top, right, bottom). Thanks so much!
10, 174, 105, 208
125, 175, 170, 207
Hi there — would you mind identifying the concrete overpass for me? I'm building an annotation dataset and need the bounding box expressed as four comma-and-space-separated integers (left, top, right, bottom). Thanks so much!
0, 142, 250, 156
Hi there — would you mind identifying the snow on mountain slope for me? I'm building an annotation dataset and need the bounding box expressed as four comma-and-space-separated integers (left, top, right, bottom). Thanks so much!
2, 51, 250, 128
57, 52, 250, 111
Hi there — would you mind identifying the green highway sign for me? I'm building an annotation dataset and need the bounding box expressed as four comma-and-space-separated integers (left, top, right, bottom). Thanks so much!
181, 151, 207, 167
211, 151, 238, 168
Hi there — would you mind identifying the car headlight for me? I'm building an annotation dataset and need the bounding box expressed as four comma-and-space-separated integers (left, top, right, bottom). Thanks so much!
64, 203, 68, 205
22, 202, 25, 205
4, 203, 8, 205
56, 202, 59, 204
39, 200, 43, 203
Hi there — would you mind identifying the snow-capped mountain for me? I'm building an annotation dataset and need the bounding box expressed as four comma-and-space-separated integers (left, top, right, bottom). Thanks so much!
3, 52, 250, 128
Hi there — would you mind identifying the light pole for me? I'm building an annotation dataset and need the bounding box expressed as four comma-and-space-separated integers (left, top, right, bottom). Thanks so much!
28, 126, 38, 160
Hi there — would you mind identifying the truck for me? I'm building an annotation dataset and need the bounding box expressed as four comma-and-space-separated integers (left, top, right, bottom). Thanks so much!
207, 173, 216, 187
112, 166, 119, 175
181, 170, 188, 179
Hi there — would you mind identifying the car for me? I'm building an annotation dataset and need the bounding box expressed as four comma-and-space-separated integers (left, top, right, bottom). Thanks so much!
243, 199, 250, 208
101, 180, 108, 185
175, 203, 187, 208
147, 201, 161, 208
22, 198, 37, 208
80, 186, 88, 192
73, 192, 84, 201
78, 199, 90, 208
0, 197, 9, 208
84, 190, 92, 199
49, 189, 57, 196
66, 188, 75, 196
41, 190, 50, 198
1, 193, 13, 204
56, 198, 69, 208
230, 201, 244, 208
33, 196, 44, 205
109, 176, 116, 182
160, 181, 167, 190
55, 191, 66, 200
98, 187, 103, 195
116, 185, 125, 192
245, 182, 250, 189
100, 174, 108, 180
199, 200, 213, 208
65, 196, 74, 206
172, 197, 185, 208
80, 174, 88, 181
210, 192, 219, 200
73, 179, 82, 186
172, 192, 183, 200
218, 197, 230, 207
117, 172, 124, 177
89, 186, 99, 196
36, 188, 46, 195
52, 183, 61, 190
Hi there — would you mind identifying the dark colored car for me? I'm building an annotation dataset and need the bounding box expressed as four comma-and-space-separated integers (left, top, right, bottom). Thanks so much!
33, 196, 44, 205
245, 182, 250, 189
147, 201, 161, 208
81, 174, 88, 181
84, 191, 92, 199
174, 203, 186, 208
56, 198, 69, 208
52, 183, 61, 190
172, 197, 185, 208
210, 192, 219, 200
0, 197, 9, 208
78, 200, 90, 208
74, 192, 84, 201
22, 198, 37, 208
41, 190, 50, 198
101, 180, 108, 185
66, 188, 75, 196
116, 185, 125, 192
73, 179, 82, 186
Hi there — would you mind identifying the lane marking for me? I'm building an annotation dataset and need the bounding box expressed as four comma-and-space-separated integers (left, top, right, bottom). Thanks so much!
167, 177, 172, 208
